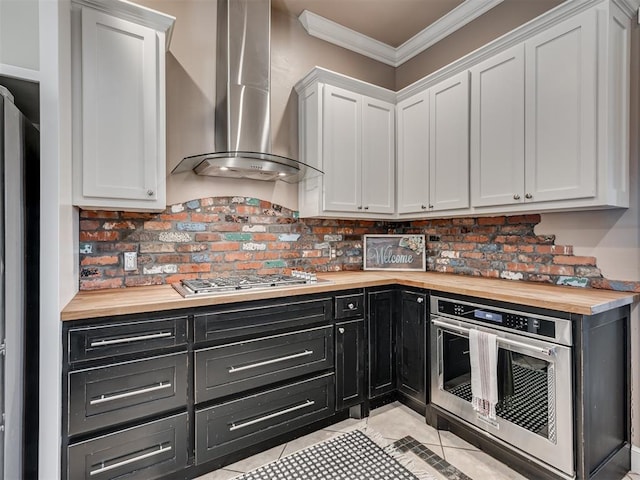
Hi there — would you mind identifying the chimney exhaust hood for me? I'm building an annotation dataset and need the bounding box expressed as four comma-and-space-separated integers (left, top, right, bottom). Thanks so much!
172, 0, 321, 183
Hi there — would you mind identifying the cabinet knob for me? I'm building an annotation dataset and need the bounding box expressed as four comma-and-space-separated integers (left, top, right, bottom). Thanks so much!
421, 205, 427, 210
513, 194, 521, 200
364, 206, 369, 210
147, 189, 155, 197
428, 204, 434, 209
347, 303, 356, 310
357, 205, 363, 210
338, 327, 345, 334
525, 193, 533, 199
417, 297, 424, 304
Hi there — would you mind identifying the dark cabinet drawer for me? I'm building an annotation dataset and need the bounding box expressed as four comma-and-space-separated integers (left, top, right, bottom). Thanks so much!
68, 352, 188, 436
194, 298, 332, 344
68, 316, 187, 363
195, 326, 334, 403
335, 293, 364, 319
195, 373, 335, 465
67, 412, 187, 480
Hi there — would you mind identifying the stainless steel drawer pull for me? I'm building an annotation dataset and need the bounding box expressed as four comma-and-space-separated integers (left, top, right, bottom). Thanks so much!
90, 382, 172, 406
90, 444, 172, 476
229, 400, 315, 432
228, 350, 314, 373
431, 319, 555, 356
90, 331, 172, 347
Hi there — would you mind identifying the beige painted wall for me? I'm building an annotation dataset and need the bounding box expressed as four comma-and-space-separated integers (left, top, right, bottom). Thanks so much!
132, 0, 394, 210
396, 0, 563, 89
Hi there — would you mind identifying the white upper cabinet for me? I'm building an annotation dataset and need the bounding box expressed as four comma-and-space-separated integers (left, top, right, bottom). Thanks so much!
296, 69, 395, 218
322, 85, 362, 213
524, 10, 597, 204
361, 97, 395, 214
429, 71, 469, 212
470, 45, 525, 207
397, 72, 470, 216
298, 0, 631, 220
468, 2, 629, 214
396, 91, 429, 214
71, 0, 174, 212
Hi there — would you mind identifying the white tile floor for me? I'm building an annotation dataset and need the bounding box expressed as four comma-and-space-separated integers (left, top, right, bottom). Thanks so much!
195, 402, 639, 480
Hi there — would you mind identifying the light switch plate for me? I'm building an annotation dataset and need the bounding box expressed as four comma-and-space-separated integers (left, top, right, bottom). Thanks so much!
124, 252, 137, 271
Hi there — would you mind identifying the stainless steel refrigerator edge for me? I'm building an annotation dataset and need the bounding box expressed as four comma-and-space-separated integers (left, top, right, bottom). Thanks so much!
0, 85, 38, 480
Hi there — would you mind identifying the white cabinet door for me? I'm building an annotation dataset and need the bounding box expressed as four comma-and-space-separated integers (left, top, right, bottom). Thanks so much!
322, 84, 362, 212
81, 8, 159, 203
525, 10, 597, 203
429, 71, 469, 211
362, 97, 395, 214
396, 92, 429, 214
470, 45, 525, 207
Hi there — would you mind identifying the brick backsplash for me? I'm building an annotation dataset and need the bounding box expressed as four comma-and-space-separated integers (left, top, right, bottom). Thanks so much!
78, 196, 640, 293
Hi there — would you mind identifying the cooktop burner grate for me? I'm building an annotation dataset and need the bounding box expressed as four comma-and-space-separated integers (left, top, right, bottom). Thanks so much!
173, 272, 323, 297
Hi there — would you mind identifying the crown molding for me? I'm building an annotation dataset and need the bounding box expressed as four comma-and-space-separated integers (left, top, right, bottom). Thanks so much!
299, 0, 505, 67
612, 0, 640, 17
294, 66, 396, 103
71, 0, 176, 50
298, 10, 397, 66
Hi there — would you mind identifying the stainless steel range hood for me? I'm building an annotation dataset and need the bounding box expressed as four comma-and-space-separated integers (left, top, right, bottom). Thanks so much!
172, 0, 321, 183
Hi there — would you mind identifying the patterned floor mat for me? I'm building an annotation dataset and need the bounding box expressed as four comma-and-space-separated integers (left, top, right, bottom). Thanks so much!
232, 429, 436, 480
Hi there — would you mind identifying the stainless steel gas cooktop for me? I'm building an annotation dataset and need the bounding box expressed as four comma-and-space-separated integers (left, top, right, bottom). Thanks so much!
172, 271, 325, 297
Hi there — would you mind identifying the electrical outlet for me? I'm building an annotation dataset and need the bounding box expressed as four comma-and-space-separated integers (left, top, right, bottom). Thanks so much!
429, 235, 441, 242
330, 247, 336, 259
124, 252, 137, 271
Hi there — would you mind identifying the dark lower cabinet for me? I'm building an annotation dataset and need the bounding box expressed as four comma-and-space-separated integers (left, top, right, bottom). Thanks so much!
367, 290, 396, 399
67, 412, 188, 480
335, 319, 365, 410
397, 290, 427, 406
195, 373, 335, 465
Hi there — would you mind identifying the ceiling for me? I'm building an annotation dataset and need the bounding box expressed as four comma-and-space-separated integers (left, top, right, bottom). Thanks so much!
272, 0, 466, 48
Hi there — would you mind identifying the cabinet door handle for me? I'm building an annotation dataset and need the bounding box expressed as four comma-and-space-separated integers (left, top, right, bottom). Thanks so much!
147, 189, 155, 197
338, 327, 345, 334
90, 331, 172, 347
347, 302, 356, 310
417, 297, 424, 304
357, 205, 363, 210
229, 400, 315, 432
228, 350, 314, 373
364, 206, 369, 210
421, 205, 427, 210
513, 194, 521, 200
525, 193, 533, 199
90, 382, 172, 406
428, 204, 434, 209
90, 444, 172, 476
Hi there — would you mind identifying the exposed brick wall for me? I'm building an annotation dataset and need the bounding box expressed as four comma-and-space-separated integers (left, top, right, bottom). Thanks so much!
79, 197, 388, 290
78, 196, 640, 293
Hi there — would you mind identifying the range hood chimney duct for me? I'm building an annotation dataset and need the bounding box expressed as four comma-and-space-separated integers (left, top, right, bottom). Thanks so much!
172, 0, 321, 183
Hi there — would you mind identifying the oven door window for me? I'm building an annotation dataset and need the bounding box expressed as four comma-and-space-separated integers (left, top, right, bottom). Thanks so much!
442, 331, 553, 441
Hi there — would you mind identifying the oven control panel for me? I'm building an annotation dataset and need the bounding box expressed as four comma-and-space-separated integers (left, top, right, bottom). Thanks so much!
437, 300, 556, 339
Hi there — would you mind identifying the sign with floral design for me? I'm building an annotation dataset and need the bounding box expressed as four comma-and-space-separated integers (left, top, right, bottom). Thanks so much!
363, 235, 426, 271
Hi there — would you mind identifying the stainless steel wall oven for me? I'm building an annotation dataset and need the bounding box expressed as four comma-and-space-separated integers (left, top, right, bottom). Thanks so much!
430, 294, 575, 479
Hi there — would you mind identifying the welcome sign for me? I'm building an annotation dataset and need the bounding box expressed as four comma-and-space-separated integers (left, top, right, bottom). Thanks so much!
363, 235, 426, 271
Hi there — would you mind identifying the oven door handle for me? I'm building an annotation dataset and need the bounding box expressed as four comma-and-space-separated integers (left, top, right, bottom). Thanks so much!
431, 318, 556, 357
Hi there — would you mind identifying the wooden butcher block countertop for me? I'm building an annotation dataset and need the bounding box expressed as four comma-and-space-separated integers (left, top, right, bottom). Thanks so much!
61, 271, 638, 321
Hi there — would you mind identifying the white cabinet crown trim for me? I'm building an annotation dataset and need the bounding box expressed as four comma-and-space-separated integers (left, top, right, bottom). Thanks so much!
294, 67, 396, 104
71, 0, 175, 50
